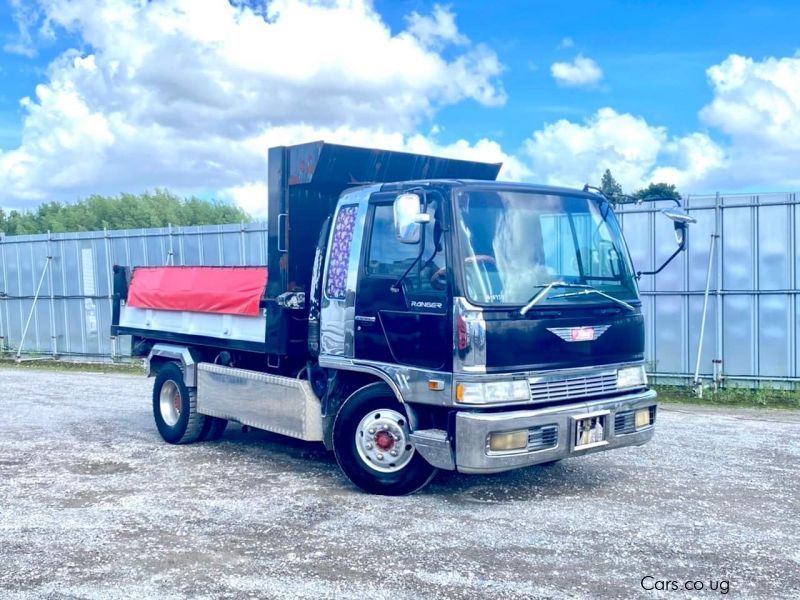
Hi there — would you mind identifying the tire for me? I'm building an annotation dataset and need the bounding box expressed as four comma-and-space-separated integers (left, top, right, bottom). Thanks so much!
199, 416, 228, 441
332, 383, 437, 496
152, 362, 206, 444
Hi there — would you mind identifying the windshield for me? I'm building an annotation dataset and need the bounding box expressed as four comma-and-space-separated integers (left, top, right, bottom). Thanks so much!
455, 189, 638, 305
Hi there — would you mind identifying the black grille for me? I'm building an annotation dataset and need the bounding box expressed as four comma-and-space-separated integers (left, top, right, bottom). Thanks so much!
528, 424, 559, 451
615, 411, 636, 435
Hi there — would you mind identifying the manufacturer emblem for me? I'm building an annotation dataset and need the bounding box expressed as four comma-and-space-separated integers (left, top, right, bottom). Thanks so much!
547, 325, 610, 342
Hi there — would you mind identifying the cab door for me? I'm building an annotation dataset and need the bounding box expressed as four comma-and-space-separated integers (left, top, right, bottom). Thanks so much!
354, 195, 451, 371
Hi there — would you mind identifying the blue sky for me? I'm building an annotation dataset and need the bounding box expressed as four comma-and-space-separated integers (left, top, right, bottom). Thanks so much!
375, 0, 800, 145
1, 0, 799, 213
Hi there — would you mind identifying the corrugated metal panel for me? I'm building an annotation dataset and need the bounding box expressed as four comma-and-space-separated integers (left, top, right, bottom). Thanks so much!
618, 191, 800, 385
0, 223, 267, 359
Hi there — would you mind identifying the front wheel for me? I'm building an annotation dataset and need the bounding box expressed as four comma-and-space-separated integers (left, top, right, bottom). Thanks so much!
332, 384, 436, 495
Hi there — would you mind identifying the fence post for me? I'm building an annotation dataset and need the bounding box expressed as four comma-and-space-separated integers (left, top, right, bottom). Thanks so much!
16, 255, 52, 361
790, 192, 797, 384
694, 233, 718, 396
104, 228, 116, 361
167, 223, 175, 265
0, 232, 5, 355
240, 221, 246, 266
47, 231, 57, 358
714, 191, 724, 389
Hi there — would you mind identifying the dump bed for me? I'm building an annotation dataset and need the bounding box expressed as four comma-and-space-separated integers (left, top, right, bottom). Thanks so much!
112, 266, 270, 354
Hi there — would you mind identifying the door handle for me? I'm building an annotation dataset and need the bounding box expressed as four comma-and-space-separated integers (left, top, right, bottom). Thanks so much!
355, 315, 377, 324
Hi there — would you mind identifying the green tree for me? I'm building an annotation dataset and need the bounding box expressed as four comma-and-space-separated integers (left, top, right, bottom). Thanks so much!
633, 182, 682, 201
600, 169, 623, 198
0, 190, 251, 236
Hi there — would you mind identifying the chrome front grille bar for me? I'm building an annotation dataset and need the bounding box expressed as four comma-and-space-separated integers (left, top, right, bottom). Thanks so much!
528, 371, 618, 404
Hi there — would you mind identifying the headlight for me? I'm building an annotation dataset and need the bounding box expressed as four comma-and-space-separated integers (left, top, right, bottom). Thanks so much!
456, 380, 530, 404
617, 365, 647, 389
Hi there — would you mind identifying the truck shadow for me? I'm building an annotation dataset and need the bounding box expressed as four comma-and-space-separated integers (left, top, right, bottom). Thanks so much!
428, 461, 624, 504
214, 425, 626, 503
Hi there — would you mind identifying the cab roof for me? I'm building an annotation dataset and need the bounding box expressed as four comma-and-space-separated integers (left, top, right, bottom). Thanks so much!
379, 179, 601, 200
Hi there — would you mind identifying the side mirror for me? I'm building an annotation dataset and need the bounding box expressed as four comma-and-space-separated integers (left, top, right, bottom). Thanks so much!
393, 193, 430, 244
637, 204, 696, 279
662, 207, 696, 246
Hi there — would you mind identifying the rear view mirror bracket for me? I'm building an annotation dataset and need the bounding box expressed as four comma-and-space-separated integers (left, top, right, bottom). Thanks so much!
391, 189, 430, 292
635, 201, 697, 279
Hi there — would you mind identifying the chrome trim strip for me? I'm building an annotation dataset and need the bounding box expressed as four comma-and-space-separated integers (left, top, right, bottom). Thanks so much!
318, 355, 454, 407
319, 355, 404, 402
321, 355, 645, 409
456, 360, 643, 382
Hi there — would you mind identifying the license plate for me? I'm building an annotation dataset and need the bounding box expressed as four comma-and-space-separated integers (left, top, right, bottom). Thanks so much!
574, 413, 608, 450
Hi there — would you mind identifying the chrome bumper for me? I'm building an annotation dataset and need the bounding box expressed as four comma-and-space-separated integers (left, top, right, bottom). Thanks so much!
453, 388, 657, 474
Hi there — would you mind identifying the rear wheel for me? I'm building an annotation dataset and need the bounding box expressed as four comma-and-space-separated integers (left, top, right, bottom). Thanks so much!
333, 383, 436, 495
152, 363, 206, 444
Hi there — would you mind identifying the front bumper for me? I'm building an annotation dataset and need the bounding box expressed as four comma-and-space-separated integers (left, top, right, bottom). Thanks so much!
452, 388, 657, 474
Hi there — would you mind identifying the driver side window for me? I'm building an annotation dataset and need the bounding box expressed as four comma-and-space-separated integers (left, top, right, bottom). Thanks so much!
366, 203, 446, 292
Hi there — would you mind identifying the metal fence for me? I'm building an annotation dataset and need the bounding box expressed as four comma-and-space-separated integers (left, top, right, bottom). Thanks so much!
617, 191, 800, 386
0, 223, 267, 361
1, 192, 798, 386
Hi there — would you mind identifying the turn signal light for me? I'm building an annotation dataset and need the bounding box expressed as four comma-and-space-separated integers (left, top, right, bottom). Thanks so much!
635, 408, 651, 429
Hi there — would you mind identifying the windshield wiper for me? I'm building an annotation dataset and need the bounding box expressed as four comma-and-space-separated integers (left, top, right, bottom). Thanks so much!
550, 287, 636, 312
519, 281, 636, 315
519, 281, 591, 316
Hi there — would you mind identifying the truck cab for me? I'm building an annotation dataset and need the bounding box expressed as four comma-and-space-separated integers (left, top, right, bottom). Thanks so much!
113, 142, 690, 495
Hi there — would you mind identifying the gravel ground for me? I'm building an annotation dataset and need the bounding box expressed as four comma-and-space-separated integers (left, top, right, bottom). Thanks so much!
1, 368, 799, 600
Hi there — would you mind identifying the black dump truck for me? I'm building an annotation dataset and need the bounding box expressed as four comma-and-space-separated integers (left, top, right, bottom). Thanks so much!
111, 141, 694, 495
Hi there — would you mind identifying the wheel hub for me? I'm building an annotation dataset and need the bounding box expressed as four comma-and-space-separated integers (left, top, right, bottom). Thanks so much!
355, 408, 415, 474
159, 380, 182, 427
374, 430, 394, 450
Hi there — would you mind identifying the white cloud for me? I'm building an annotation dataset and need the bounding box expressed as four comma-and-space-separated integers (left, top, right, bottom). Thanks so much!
218, 181, 268, 218
4, 2, 800, 215
698, 53, 800, 187
211, 124, 528, 218
0, 0, 506, 208
521, 108, 725, 192
550, 54, 603, 88
529, 52, 800, 193
4, 0, 41, 57
557, 37, 574, 50
406, 4, 468, 49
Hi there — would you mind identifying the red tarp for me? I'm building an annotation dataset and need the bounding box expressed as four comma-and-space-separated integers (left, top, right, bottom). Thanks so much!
127, 266, 268, 316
